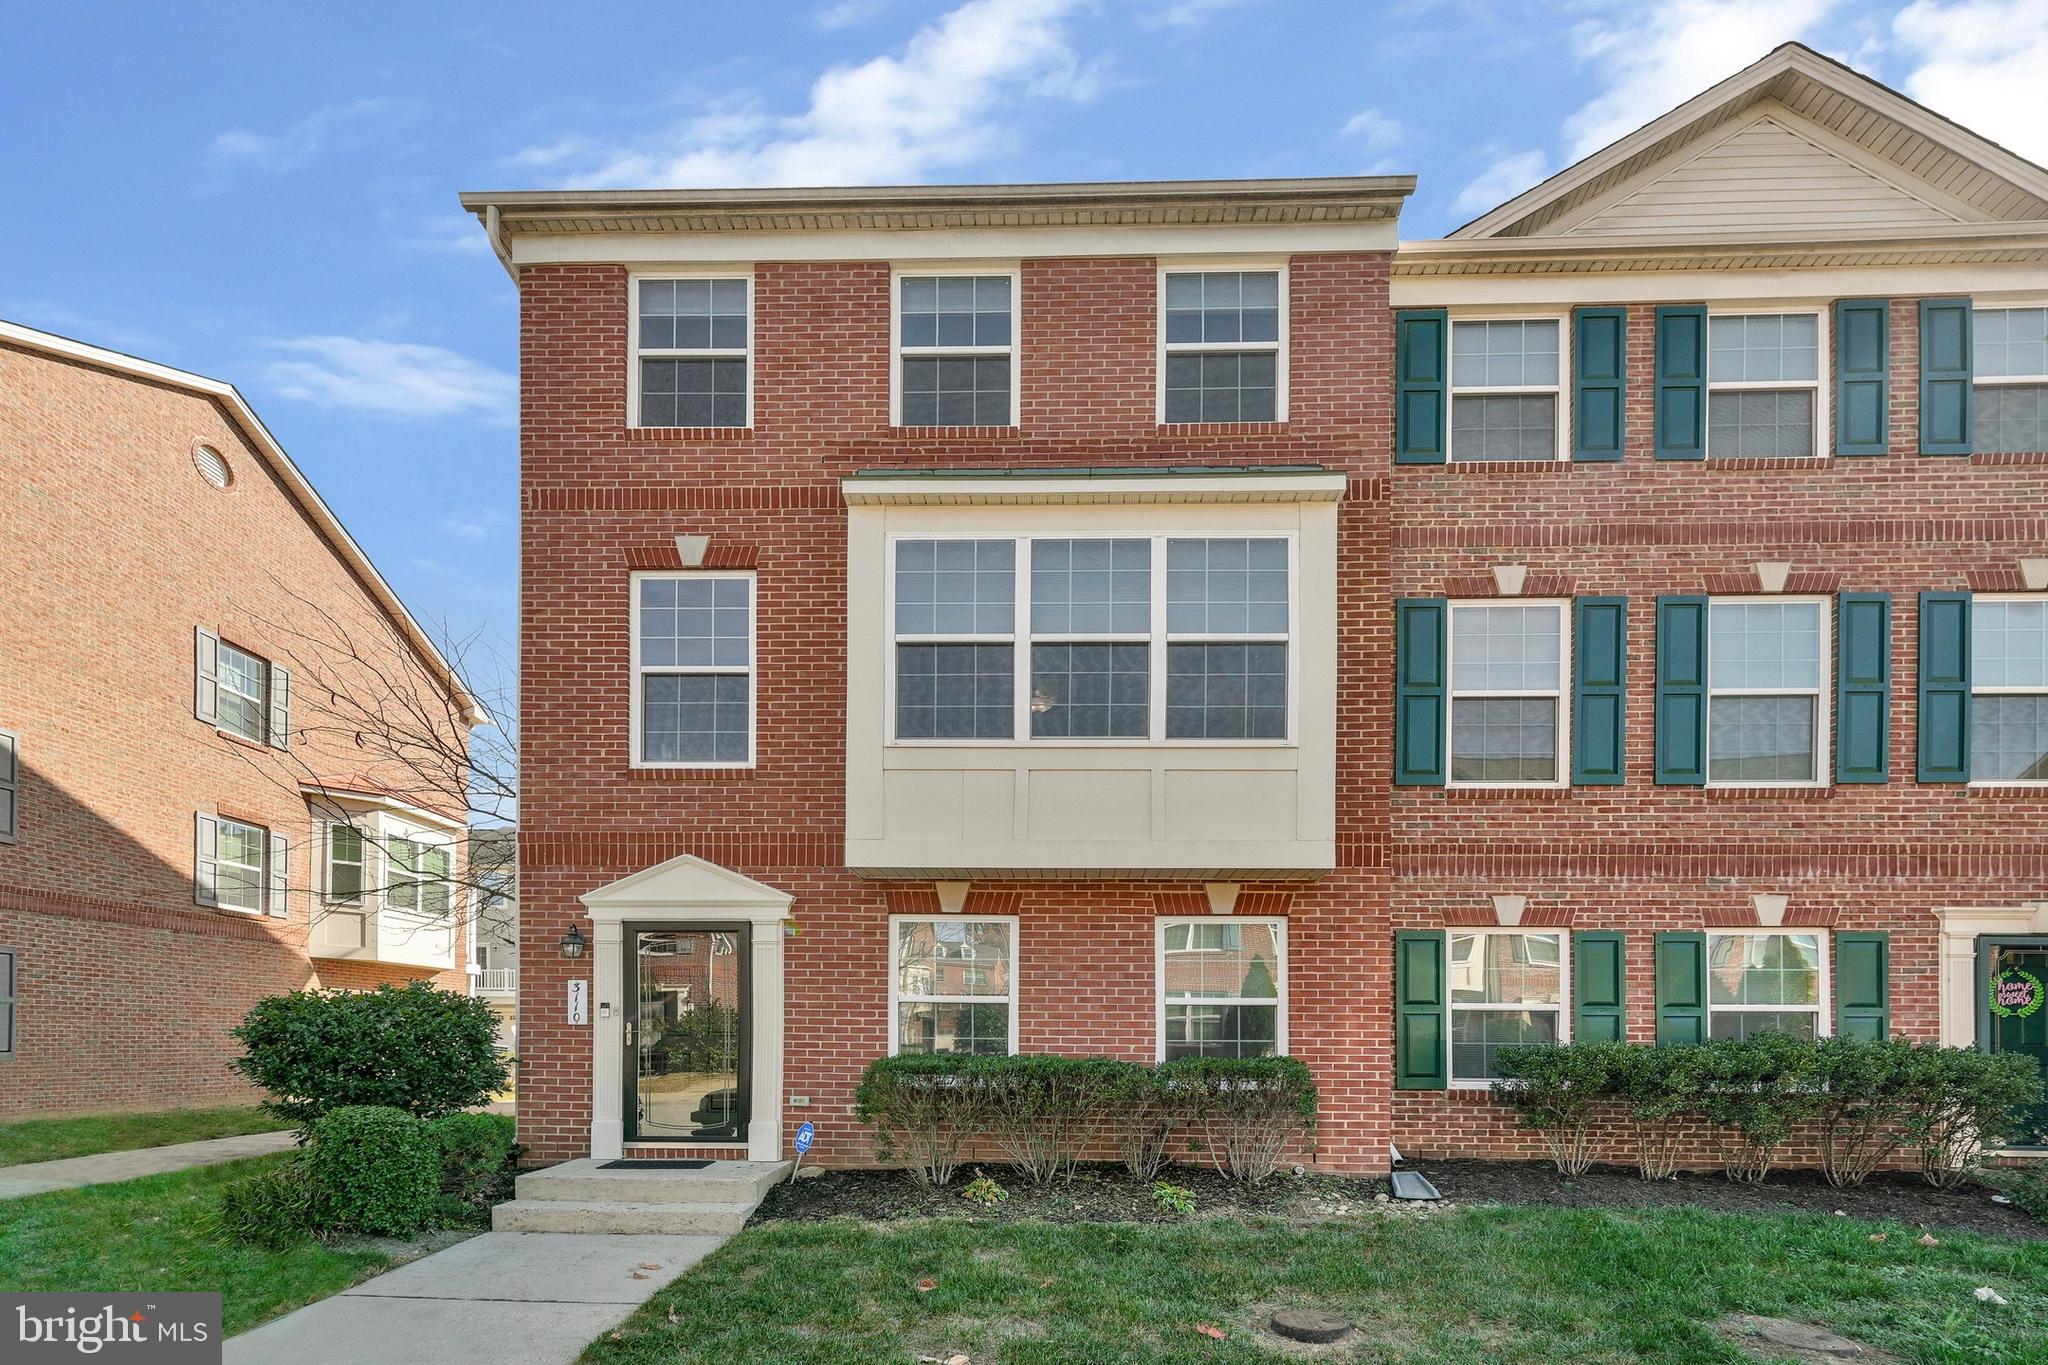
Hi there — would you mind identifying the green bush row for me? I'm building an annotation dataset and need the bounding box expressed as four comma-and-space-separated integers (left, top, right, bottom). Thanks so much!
852, 1053, 1318, 1187
1489, 1036, 2044, 1187
216, 1107, 518, 1247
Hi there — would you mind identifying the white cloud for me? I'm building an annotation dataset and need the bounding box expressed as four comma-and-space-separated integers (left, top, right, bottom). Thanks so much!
1139, 0, 1258, 27
1339, 108, 1404, 152
536, 0, 1098, 188
1452, 147, 1551, 215
814, 0, 886, 27
1562, 0, 1839, 159
206, 99, 399, 172
262, 338, 514, 422
1894, 0, 2048, 164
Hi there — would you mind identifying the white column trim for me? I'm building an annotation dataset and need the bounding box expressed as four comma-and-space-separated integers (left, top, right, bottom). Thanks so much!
1931, 903, 2048, 1048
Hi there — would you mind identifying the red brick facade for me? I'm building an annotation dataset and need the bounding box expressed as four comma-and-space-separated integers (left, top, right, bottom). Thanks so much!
0, 337, 471, 1118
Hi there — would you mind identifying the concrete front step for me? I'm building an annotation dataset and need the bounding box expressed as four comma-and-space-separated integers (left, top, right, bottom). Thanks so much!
514, 1158, 790, 1206
492, 1198, 757, 1236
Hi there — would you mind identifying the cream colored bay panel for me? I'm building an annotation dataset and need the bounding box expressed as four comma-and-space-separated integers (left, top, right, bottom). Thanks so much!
1164, 769, 1299, 843
1027, 770, 1154, 842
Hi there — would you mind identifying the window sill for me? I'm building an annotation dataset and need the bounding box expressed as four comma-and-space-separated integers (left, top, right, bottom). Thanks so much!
622, 767, 757, 782
1703, 785, 1835, 801
624, 426, 754, 443
1155, 421, 1287, 436
1443, 1086, 1496, 1103
213, 727, 272, 753
886, 425, 1022, 441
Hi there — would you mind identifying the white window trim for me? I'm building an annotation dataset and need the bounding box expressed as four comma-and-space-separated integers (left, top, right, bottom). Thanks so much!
1971, 300, 2048, 389
1967, 591, 2048, 788
889, 266, 1021, 428
626, 270, 755, 431
629, 569, 758, 771
1705, 929, 1832, 1041
1704, 306, 1830, 460
322, 819, 367, 908
1445, 598, 1572, 789
215, 815, 269, 917
385, 823, 457, 919
1447, 927, 1570, 1089
884, 531, 1299, 749
1154, 916, 1288, 1063
886, 913, 1020, 1057
1156, 261, 1291, 425
1446, 313, 1571, 463
0, 728, 17, 845
1704, 594, 1834, 790
216, 639, 269, 744
0, 945, 14, 1060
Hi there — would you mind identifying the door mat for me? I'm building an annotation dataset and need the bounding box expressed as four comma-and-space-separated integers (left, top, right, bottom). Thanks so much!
598, 1159, 716, 1170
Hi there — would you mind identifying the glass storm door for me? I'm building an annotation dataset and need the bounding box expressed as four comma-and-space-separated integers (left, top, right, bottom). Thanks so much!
1985, 943, 2048, 1147
628, 928, 749, 1143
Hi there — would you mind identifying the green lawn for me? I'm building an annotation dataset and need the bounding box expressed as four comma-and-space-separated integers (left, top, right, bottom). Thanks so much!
585, 1206, 2048, 1364
0, 1154, 390, 1337
0, 1106, 284, 1168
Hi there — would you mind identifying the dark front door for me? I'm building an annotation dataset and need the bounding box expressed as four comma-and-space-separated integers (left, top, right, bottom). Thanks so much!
1982, 940, 2048, 1148
627, 926, 749, 1144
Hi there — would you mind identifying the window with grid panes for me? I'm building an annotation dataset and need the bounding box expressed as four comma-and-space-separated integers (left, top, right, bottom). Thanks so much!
1707, 932, 1825, 1039
1707, 313, 1822, 457
891, 917, 1014, 1055
894, 540, 1016, 739
1448, 602, 1565, 783
637, 574, 754, 764
1162, 270, 1281, 423
1449, 930, 1564, 1081
1974, 307, 2048, 454
1159, 918, 1285, 1060
898, 276, 1014, 427
1449, 319, 1561, 460
1971, 597, 2048, 781
1707, 599, 1827, 783
636, 278, 748, 428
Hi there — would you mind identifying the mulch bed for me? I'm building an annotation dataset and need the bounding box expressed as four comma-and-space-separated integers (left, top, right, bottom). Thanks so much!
752, 1158, 2044, 1240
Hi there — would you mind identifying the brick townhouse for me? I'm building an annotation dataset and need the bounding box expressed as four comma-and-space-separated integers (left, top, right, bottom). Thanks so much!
470, 43, 2048, 1175
0, 321, 481, 1117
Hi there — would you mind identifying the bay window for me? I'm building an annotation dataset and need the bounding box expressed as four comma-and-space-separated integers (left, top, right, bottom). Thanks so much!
889, 916, 1016, 1056
1449, 929, 1565, 1083
1158, 918, 1286, 1060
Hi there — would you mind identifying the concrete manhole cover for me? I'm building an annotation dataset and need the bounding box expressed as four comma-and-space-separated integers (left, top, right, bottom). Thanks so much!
1270, 1309, 1349, 1344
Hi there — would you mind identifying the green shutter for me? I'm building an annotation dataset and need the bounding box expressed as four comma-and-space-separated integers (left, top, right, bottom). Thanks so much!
1835, 932, 1891, 1040
1573, 307, 1627, 462
1654, 932, 1707, 1045
1394, 931, 1447, 1089
1572, 596, 1628, 785
1653, 305, 1706, 460
1834, 299, 1891, 456
1919, 297, 1973, 456
1573, 931, 1627, 1043
1394, 598, 1447, 786
1835, 593, 1892, 784
1654, 596, 1707, 785
1395, 310, 1447, 464
1917, 591, 1972, 782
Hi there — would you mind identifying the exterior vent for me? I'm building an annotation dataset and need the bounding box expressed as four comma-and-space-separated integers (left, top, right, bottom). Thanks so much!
193, 444, 232, 489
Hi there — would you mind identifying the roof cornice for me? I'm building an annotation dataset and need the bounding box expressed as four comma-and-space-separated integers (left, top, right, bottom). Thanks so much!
1396, 222, 2048, 276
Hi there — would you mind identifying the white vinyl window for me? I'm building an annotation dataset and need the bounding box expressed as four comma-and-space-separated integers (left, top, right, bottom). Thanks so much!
324, 822, 366, 906
1157, 918, 1286, 1061
1449, 929, 1566, 1084
1707, 931, 1828, 1040
1447, 602, 1569, 785
1706, 598, 1831, 785
216, 817, 268, 914
633, 571, 755, 767
1707, 311, 1825, 458
1974, 306, 2048, 455
0, 729, 17, 844
388, 836, 452, 918
1160, 267, 1287, 423
632, 276, 751, 429
889, 916, 1017, 1056
894, 273, 1017, 427
1970, 595, 2048, 783
216, 641, 270, 743
1449, 318, 1566, 461
889, 535, 1296, 745
0, 947, 14, 1059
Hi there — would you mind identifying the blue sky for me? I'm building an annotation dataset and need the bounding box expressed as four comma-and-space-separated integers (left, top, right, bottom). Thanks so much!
4, 0, 2043, 671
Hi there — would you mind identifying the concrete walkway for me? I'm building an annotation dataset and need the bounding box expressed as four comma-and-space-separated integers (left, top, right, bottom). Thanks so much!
0, 1130, 298, 1199
226, 1230, 724, 1365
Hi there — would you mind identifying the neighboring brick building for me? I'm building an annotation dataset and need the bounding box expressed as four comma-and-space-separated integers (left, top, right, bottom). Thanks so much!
0, 321, 481, 1118
470, 43, 2048, 1176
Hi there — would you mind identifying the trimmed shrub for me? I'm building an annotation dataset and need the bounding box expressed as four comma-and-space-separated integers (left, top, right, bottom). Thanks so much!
1492, 1041, 1629, 1176
233, 982, 508, 1131
1904, 1047, 2045, 1189
852, 1053, 997, 1188
1161, 1055, 1317, 1185
215, 1157, 317, 1249
984, 1054, 1123, 1185
1810, 1037, 1919, 1188
427, 1111, 519, 1217
1107, 1063, 1183, 1182
1993, 1165, 2048, 1222
1613, 1042, 1708, 1181
306, 1105, 442, 1238
1697, 1033, 1823, 1184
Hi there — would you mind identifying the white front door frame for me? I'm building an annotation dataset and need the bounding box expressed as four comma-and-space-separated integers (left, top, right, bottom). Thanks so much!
579, 854, 793, 1162
1932, 901, 2048, 1048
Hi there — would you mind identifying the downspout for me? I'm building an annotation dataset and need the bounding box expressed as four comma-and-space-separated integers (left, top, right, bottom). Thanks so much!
484, 203, 516, 282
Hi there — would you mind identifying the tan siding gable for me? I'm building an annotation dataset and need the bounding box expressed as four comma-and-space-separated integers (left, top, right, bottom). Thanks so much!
1561, 114, 1966, 239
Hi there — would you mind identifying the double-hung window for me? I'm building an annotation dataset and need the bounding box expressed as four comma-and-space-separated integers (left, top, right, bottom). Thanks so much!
1029, 539, 1150, 739
634, 277, 750, 428
1161, 268, 1284, 423
324, 823, 366, 906
1447, 602, 1567, 784
1165, 538, 1290, 740
1449, 929, 1565, 1083
893, 540, 1017, 739
1970, 596, 2048, 783
1158, 918, 1286, 1060
896, 274, 1015, 427
388, 837, 452, 918
1706, 598, 1829, 784
1449, 319, 1564, 461
217, 641, 269, 743
215, 817, 268, 914
889, 916, 1016, 1055
1973, 306, 2048, 454
0, 729, 16, 843
1707, 931, 1827, 1039
1707, 312, 1823, 457
0, 947, 13, 1059
634, 572, 754, 766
